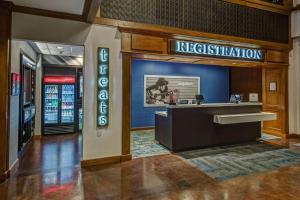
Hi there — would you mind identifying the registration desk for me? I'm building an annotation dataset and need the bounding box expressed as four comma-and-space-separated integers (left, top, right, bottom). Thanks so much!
155, 103, 276, 151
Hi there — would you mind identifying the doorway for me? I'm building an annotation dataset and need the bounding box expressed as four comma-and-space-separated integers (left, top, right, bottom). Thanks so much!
9, 39, 84, 176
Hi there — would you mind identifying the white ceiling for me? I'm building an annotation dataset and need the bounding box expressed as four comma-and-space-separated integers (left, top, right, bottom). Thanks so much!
9, 0, 85, 15
31, 41, 84, 58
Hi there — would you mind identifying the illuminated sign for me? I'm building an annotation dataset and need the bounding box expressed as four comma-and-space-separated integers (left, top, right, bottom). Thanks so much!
97, 47, 109, 128
171, 40, 264, 61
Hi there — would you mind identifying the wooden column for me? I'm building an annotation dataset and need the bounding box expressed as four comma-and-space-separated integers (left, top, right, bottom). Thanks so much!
0, 1, 12, 183
121, 53, 132, 161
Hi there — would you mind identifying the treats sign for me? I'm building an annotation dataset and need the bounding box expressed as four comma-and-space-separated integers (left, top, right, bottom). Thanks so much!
97, 48, 109, 128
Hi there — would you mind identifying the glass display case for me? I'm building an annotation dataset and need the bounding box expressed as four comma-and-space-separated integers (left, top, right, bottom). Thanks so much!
43, 76, 76, 135
61, 85, 75, 123
44, 85, 59, 124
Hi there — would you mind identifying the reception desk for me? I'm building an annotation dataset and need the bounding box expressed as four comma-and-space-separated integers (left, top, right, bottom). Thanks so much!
155, 103, 276, 151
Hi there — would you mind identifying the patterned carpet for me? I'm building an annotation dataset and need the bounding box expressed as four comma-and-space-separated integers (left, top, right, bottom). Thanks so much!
131, 130, 170, 158
177, 142, 300, 181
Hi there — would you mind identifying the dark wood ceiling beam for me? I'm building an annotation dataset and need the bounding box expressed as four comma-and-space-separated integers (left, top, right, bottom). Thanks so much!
13, 5, 84, 22
83, 0, 102, 23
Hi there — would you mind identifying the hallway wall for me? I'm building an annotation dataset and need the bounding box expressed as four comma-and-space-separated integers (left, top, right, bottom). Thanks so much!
34, 55, 42, 136
83, 25, 122, 160
289, 8, 300, 135
9, 40, 37, 167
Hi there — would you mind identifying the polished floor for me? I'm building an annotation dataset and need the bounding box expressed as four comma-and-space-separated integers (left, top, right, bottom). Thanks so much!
1, 134, 300, 199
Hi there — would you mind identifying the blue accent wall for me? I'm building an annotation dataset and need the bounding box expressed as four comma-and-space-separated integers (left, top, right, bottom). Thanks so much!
130, 59, 230, 128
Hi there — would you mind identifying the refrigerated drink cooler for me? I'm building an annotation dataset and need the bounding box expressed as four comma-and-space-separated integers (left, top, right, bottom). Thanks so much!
43, 76, 76, 135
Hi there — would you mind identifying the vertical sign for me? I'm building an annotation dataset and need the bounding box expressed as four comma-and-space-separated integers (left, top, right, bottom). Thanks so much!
97, 48, 109, 128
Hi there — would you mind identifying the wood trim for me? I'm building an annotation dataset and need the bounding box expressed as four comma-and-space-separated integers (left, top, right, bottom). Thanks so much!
292, 4, 300, 11
81, 154, 132, 167
262, 140, 288, 148
264, 130, 286, 138
121, 154, 132, 162
284, 67, 289, 135
289, 12, 292, 49
12, 5, 84, 22
287, 134, 300, 139
33, 135, 42, 140
266, 50, 289, 63
262, 129, 285, 137
0, 2, 12, 184
0, 171, 9, 183
82, 0, 102, 23
81, 155, 121, 167
94, 17, 290, 51
122, 53, 131, 155
131, 127, 155, 131
224, 0, 291, 14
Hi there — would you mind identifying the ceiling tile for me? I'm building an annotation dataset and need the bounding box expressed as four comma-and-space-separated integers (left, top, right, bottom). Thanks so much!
34, 42, 84, 57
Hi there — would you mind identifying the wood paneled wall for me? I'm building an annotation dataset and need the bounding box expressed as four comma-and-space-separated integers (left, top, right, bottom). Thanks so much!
0, 2, 12, 183
262, 67, 288, 137
230, 68, 262, 102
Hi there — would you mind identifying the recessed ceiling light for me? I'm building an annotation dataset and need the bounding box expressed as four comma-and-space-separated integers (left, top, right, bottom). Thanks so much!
57, 46, 64, 50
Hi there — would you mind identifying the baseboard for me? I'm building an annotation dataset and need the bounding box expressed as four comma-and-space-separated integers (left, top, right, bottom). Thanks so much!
81, 154, 132, 167
0, 170, 9, 183
262, 140, 288, 148
7, 159, 19, 177
33, 135, 42, 139
287, 134, 300, 139
262, 129, 285, 138
131, 126, 155, 131
121, 154, 132, 162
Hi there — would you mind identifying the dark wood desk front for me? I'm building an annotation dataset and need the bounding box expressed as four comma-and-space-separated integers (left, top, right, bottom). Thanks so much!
155, 103, 262, 151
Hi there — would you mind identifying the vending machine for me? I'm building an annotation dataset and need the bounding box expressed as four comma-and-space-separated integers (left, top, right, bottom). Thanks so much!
42, 76, 76, 135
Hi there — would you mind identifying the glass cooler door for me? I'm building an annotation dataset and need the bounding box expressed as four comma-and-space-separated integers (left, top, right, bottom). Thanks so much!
61, 85, 75, 123
44, 85, 59, 124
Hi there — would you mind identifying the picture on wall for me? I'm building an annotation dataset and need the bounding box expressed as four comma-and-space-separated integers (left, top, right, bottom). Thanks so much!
11, 73, 20, 96
144, 75, 200, 107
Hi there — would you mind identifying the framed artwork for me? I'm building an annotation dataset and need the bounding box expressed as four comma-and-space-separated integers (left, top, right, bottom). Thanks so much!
11, 73, 20, 96
144, 75, 200, 107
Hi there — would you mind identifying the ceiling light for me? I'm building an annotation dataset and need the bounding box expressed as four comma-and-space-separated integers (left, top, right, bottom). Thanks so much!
57, 46, 64, 50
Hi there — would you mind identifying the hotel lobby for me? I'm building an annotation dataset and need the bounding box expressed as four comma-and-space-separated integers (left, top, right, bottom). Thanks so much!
1, 0, 300, 199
